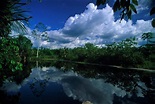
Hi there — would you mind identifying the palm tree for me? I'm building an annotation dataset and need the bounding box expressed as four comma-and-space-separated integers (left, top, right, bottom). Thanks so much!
0, 0, 31, 37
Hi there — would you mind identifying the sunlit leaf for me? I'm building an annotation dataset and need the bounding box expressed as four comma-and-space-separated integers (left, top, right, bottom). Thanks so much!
132, 0, 138, 5
152, 19, 155, 28
11, 60, 16, 64
130, 4, 137, 14
150, 7, 155, 15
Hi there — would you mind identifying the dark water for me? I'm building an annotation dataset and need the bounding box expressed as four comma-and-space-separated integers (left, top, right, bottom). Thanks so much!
0, 63, 155, 104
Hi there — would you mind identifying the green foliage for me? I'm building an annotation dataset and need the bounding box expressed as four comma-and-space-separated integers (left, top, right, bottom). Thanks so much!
97, 0, 138, 20
104, 37, 144, 66
0, 0, 33, 84
16, 35, 33, 63
0, 37, 21, 72
0, 36, 33, 83
132, 0, 138, 5
35, 37, 155, 69
96, 0, 155, 27
130, 4, 137, 14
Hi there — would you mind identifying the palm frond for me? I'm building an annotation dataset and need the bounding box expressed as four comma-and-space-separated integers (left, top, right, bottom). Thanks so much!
0, 0, 31, 37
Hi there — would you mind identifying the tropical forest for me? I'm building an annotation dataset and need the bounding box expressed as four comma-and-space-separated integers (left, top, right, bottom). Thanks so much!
0, 0, 155, 104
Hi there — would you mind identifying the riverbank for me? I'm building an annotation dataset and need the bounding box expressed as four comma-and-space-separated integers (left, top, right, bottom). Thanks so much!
30, 57, 155, 73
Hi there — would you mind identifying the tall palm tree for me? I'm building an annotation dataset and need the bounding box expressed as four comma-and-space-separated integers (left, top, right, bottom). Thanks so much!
0, 0, 31, 37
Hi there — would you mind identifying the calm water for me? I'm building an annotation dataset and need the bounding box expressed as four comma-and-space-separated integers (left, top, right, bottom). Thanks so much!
0, 63, 155, 104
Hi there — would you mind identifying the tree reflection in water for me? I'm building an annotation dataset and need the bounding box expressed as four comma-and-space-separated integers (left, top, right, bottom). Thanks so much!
54, 62, 155, 104
0, 90, 20, 104
0, 62, 33, 104
0, 61, 154, 104
29, 77, 50, 97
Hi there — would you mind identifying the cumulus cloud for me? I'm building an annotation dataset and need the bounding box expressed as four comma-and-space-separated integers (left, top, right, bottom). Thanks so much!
11, 3, 155, 49
43, 3, 154, 48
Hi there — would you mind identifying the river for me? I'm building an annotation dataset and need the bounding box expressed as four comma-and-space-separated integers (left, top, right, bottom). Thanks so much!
0, 62, 155, 104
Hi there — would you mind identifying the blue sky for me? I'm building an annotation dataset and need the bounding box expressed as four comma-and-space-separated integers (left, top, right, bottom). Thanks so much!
19, 0, 155, 48
23, 0, 154, 29
23, 0, 96, 29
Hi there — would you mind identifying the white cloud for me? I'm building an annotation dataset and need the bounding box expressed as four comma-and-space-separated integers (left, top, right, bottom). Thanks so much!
11, 3, 155, 49
62, 4, 114, 38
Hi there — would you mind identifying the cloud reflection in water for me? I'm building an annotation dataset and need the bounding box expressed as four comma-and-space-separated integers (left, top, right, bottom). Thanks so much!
1, 67, 147, 104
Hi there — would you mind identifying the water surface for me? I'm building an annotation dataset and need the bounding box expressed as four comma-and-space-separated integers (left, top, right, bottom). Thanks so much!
0, 63, 155, 104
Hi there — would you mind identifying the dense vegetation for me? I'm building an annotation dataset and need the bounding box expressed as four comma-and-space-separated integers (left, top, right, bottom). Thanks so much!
0, 0, 32, 83
33, 36, 155, 69
0, 1, 154, 104
0, 0, 155, 85
0, 35, 32, 84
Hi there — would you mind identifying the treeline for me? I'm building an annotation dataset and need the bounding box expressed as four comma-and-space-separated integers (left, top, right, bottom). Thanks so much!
0, 35, 154, 85
0, 34, 154, 84
34, 37, 155, 69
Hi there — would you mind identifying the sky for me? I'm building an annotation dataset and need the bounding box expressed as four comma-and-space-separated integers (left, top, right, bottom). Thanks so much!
23, 0, 96, 29
18, 0, 155, 49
